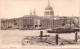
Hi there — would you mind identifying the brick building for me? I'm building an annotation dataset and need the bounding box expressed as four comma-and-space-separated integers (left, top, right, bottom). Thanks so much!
1, 15, 41, 30
19, 15, 41, 29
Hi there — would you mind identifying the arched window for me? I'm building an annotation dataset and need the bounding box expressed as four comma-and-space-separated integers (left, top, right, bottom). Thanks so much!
30, 18, 32, 24
46, 12, 49, 15
50, 11, 53, 15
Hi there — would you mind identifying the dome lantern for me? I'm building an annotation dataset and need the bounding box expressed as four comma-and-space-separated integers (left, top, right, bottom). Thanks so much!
45, 1, 53, 10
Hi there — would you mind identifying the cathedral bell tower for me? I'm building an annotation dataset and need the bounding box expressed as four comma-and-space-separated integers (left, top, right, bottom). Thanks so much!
44, 1, 54, 18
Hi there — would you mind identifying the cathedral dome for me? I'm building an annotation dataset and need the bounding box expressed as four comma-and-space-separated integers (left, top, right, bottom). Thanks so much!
45, 5, 53, 10
44, 1, 54, 17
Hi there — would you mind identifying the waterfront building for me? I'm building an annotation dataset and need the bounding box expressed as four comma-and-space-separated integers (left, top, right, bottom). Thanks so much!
41, 1, 63, 29
40, 17, 63, 29
20, 15, 40, 29
1, 1, 77, 30
1, 18, 19, 29
1, 10, 41, 30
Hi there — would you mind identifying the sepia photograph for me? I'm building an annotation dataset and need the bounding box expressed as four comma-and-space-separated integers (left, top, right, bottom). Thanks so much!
0, 0, 80, 48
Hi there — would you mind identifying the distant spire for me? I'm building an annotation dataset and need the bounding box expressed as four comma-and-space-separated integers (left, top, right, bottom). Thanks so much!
48, 0, 50, 6
33, 9, 36, 15
30, 10, 32, 15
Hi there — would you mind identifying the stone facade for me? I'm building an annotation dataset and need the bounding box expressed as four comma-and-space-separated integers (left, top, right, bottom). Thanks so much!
1, 18, 20, 29
40, 18, 63, 29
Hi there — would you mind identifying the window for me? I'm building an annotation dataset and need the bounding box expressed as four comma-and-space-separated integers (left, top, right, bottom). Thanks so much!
14, 23, 17, 25
46, 12, 49, 15
39, 25, 41, 27
24, 17, 27, 19
8, 26, 12, 28
50, 11, 53, 15
30, 18, 32, 24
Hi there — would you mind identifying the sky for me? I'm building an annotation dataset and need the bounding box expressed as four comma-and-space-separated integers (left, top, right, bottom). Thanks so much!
0, 0, 80, 19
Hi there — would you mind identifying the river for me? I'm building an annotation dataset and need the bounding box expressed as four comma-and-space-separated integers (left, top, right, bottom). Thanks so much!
0, 30, 80, 47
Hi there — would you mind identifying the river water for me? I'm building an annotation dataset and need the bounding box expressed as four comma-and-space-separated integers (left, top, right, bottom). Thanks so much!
0, 30, 80, 47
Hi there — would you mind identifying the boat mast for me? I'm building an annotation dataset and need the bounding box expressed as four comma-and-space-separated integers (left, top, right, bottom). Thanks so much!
70, 18, 71, 28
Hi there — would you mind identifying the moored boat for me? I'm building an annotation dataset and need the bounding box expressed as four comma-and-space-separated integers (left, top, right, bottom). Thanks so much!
47, 27, 79, 33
